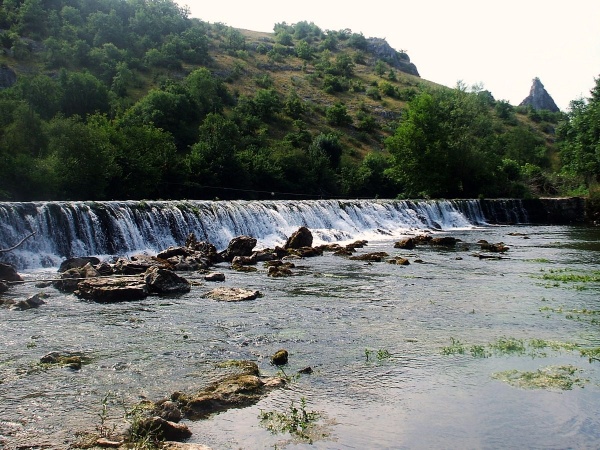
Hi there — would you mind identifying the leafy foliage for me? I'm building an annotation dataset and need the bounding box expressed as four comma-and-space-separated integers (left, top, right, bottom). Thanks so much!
0, 0, 570, 201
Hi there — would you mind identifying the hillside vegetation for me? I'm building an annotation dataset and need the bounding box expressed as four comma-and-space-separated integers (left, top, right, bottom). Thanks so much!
0, 0, 580, 201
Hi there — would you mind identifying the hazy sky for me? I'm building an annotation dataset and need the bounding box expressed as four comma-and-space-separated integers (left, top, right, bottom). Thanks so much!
179, 0, 599, 110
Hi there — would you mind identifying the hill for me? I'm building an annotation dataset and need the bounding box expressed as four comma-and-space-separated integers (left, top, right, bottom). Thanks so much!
0, 0, 565, 200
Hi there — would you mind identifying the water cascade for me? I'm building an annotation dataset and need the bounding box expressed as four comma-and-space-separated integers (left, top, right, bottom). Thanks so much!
0, 198, 572, 270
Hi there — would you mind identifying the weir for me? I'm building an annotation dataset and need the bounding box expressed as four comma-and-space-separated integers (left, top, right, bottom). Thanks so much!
0, 198, 584, 270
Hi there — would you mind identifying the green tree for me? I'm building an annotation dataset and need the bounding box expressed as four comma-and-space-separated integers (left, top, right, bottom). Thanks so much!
386, 87, 498, 198
325, 102, 352, 127
557, 77, 600, 186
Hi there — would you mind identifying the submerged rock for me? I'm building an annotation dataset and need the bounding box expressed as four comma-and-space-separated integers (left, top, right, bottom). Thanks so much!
388, 257, 410, 265
430, 236, 460, 247
349, 252, 389, 262
204, 287, 261, 302
10, 293, 49, 310
173, 361, 286, 420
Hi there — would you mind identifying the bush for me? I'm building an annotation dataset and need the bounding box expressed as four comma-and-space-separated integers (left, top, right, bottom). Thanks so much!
325, 102, 352, 127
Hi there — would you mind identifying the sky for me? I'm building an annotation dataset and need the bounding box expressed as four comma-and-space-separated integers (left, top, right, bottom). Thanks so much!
178, 0, 600, 111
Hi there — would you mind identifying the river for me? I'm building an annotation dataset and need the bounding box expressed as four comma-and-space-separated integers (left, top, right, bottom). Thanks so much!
1, 201, 599, 448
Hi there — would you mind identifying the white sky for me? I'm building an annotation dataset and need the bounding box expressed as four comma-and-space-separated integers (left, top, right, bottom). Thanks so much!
179, 0, 600, 111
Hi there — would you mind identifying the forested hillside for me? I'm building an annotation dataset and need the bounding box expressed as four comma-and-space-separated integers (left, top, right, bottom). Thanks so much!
0, 0, 591, 201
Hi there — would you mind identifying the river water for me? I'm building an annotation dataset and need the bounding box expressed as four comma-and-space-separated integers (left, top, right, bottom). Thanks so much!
1, 220, 600, 448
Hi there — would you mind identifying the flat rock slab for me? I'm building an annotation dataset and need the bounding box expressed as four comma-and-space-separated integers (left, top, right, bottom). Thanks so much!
204, 287, 261, 302
75, 276, 148, 302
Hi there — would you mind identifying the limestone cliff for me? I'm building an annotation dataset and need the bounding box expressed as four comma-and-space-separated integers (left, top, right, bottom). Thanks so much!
366, 38, 420, 77
519, 77, 559, 112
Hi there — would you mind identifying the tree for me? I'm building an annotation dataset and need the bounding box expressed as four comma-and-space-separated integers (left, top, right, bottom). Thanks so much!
325, 103, 352, 127
557, 77, 600, 186
385, 87, 498, 198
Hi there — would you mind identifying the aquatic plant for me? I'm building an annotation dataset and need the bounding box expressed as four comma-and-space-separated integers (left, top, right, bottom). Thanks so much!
492, 365, 586, 390
365, 348, 392, 361
441, 337, 466, 355
489, 337, 526, 355
259, 397, 323, 443
580, 347, 600, 363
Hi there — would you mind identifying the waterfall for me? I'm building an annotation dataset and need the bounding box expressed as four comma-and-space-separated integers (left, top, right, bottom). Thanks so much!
0, 198, 509, 270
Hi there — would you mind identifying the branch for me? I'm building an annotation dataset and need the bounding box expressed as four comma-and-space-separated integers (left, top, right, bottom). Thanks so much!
0, 231, 36, 254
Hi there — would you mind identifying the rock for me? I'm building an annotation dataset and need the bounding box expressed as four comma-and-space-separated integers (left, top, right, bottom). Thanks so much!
231, 255, 257, 266
346, 240, 368, 250
154, 400, 183, 423
253, 250, 276, 262
40, 351, 85, 369
135, 416, 192, 441
394, 238, 416, 250
430, 236, 460, 247
95, 262, 114, 276
176, 370, 285, 420
204, 272, 225, 282
0, 263, 23, 282
53, 263, 99, 293
366, 38, 420, 76
144, 267, 191, 295
267, 264, 293, 277
204, 287, 261, 302
113, 257, 157, 275
290, 246, 322, 257
58, 257, 100, 273
95, 438, 123, 448
388, 257, 410, 265
0, 281, 8, 293
333, 248, 354, 256
479, 242, 509, 252
414, 234, 432, 244
11, 293, 48, 310
75, 276, 148, 302
271, 349, 288, 366
157, 246, 192, 260
519, 77, 559, 112
298, 366, 313, 374
284, 227, 313, 249
316, 243, 342, 252
349, 252, 389, 262
162, 443, 212, 450
220, 236, 257, 261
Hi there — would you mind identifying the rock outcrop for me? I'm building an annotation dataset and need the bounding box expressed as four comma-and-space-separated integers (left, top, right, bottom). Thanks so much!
519, 77, 559, 112
0, 64, 17, 89
366, 38, 420, 77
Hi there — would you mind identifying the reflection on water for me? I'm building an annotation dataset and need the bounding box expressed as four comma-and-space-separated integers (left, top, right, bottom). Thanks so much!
1, 225, 600, 448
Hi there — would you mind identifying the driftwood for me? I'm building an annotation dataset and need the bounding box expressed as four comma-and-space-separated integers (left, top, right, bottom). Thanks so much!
0, 231, 36, 254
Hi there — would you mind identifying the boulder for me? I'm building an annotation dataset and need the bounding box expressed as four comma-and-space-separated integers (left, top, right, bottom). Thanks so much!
40, 351, 87, 369
154, 400, 183, 423
144, 267, 191, 295
58, 257, 100, 273
204, 287, 261, 302
53, 263, 99, 293
175, 362, 285, 420
75, 276, 148, 302
388, 257, 410, 265
394, 238, 416, 250
156, 246, 192, 260
430, 236, 460, 247
349, 252, 389, 262
271, 349, 288, 366
346, 240, 368, 250
11, 293, 48, 310
220, 236, 257, 261
0, 263, 23, 282
231, 255, 257, 266
284, 227, 313, 249
267, 265, 293, 277
135, 416, 192, 441
204, 272, 225, 282
479, 241, 509, 252
113, 257, 158, 275
290, 246, 322, 258
253, 250, 276, 262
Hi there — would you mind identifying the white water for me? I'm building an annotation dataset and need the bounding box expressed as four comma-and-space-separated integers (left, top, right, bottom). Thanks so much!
0, 199, 491, 270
